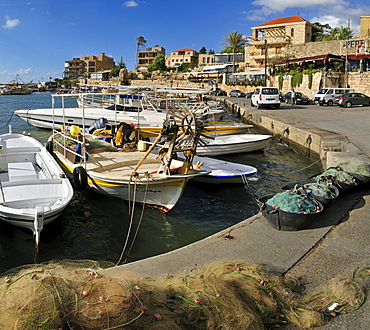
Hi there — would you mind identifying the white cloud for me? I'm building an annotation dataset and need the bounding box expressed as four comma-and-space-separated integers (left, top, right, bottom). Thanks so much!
122, 1, 138, 7
2, 16, 20, 29
17, 68, 35, 75
250, 0, 348, 13
245, 0, 369, 33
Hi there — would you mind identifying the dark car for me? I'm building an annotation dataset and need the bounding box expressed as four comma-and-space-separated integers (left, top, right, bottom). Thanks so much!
334, 92, 370, 108
229, 89, 246, 98
279, 92, 285, 102
285, 91, 311, 105
245, 92, 254, 98
207, 88, 227, 96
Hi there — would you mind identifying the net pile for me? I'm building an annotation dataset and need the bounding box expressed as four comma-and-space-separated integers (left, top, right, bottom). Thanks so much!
302, 183, 337, 199
0, 260, 369, 329
336, 160, 370, 177
0, 260, 144, 330
316, 168, 357, 186
266, 190, 320, 214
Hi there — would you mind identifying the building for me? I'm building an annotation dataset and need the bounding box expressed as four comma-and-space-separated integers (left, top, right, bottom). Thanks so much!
63, 53, 115, 79
245, 16, 321, 71
137, 45, 166, 70
166, 48, 199, 68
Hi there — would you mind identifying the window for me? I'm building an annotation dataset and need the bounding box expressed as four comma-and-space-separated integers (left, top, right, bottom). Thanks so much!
276, 47, 282, 54
291, 28, 294, 37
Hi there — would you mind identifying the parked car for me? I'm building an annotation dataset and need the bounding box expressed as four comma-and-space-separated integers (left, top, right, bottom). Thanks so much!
229, 90, 245, 98
313, 87, 355, 106
334, 92, 370, 108
285, 91, 311, 105
279, 92, 285, 102
245, 92, 254, 98
251, 87, 280, 109
207, 88, 227, 96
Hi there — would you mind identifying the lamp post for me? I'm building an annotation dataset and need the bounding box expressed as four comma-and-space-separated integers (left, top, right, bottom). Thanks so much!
264, 39, 268, 86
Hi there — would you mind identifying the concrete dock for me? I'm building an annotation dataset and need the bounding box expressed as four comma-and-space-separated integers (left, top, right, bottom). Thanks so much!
117, 99, 370, 329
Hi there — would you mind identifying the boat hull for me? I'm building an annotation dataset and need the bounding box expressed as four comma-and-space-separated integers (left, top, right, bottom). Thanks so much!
0, 133, 74, 244
196, 134, 271, 156
54, 150, 205, 212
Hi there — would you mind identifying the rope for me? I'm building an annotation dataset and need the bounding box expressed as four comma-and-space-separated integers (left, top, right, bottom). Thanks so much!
122, 172, 150, 264
116, 176, 138, 266
242, 174, 261, 207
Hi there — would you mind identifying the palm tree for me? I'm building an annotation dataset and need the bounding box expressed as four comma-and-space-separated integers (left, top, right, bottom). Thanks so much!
221, 31, 246, 73
332, 26, 354, 40
136, 36, 147, 69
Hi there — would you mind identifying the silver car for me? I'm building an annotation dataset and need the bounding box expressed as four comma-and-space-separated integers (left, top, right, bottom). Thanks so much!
335, 93, 370, 108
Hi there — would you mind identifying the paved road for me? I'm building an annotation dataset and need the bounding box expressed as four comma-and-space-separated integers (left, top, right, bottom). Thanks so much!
117, 98, 370, 329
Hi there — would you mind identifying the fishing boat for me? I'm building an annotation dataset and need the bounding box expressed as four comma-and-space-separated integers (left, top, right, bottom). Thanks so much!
0, 129, 74, 247
196, 133, 272, 156
47, 94, 209, 212
0, 75, 33, 95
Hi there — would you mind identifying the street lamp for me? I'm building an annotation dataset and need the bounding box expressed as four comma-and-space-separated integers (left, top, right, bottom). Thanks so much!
264, 39, 268, 86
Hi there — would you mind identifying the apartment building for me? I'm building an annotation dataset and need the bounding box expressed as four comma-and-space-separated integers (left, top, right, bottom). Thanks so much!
137, 45, 166, 70
166, 48, 199, 67
64, 53, 115, 79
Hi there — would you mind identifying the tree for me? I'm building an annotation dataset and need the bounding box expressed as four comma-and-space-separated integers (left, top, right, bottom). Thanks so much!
208, 49, 215, 54
221, 31, 247, 73
148, 54, 167, 72
313, 22, 354, 41
331, 26, 354, 40
136, 36, 147, 68
199, 46, 207, 54
110, 58, 126, 77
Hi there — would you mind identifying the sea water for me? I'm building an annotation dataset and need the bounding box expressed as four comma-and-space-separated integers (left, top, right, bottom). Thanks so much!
0, 93, 322, 273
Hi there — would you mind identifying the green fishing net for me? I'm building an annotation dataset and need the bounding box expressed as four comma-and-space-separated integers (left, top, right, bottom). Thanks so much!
316, 168, 357, 186
266, 191, 319, 214
336, 160, 370, 177
302, 183, 337, 199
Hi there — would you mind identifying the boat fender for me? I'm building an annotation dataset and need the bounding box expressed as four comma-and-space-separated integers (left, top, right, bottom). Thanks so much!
72, 166, 88, 190
45, 141, 53, 155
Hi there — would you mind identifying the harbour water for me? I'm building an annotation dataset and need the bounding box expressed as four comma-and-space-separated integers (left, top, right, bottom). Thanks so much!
0, 93, 322, 273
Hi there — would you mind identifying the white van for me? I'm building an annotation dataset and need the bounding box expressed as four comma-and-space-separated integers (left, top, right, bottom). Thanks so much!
251, 87, 280, 109
313, 88, 355, 106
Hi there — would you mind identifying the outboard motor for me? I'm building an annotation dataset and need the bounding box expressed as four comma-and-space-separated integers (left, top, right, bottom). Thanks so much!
87, 117, 108, 134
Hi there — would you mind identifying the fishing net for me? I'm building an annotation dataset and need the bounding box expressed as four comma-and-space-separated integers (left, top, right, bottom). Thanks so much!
335, 160, 370, 177
301, 183, 338, 199
0, 260, 369, 329
316, 168, 357, 186
266, 190, 320, 214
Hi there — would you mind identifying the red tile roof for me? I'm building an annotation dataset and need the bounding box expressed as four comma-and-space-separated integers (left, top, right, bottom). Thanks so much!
256, 16, 308, 27
172, 48, 197, 53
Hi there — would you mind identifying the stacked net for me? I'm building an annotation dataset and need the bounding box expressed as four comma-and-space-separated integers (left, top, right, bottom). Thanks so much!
0, 260, 368, 329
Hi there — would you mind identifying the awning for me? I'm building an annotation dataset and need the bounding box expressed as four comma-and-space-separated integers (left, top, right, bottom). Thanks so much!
183, 70, 220, 75
202, 64, 232, 71
274, 54, 342, 66
233, 70, 265, 76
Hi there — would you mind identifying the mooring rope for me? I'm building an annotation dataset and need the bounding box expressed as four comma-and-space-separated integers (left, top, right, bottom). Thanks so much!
121, 172, 150, 264
116, 176, 138, 266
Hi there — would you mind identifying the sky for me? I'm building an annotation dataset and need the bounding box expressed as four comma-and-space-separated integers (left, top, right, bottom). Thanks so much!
0, 0, 369, 84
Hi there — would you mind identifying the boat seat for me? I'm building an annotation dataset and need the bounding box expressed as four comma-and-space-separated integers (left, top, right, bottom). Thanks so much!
8, 162, 38, 181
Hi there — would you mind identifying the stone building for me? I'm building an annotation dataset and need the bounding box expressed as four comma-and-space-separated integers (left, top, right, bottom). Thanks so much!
166, 48, 199, 68
63, 53, 115, 79
245, 15, 321, 71
137, 45, 166, 70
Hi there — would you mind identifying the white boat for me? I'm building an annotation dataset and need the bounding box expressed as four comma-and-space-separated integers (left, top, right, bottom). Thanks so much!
0, 129, 74, 247
48, 94, 209, 212
196, 133, 272, 156
13, 92, 224, 130
181, 154, 258, 184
